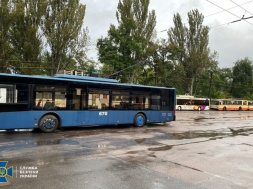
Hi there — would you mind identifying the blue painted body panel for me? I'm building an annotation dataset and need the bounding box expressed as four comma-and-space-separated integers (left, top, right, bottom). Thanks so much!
0, 110, 174, 130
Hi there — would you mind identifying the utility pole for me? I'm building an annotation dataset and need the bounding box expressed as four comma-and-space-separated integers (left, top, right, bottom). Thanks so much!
208, 71, 213, 99
155, 62, 158, 86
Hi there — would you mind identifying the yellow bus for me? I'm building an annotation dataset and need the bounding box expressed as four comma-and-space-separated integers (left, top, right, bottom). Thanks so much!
210, 99, 249, 111
248, 101, 253, 111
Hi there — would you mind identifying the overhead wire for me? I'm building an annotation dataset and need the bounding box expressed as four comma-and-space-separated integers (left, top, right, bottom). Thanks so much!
229, 0, 253, 23
206, 0, 253, 26
230, 0, 253, 16
158, 0, 253, 31
205, 0, 253, 17
104, 61, 146, 78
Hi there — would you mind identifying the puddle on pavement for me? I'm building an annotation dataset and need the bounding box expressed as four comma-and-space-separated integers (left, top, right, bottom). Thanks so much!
126, 150, 142, 154
148, 145, 173, 151
137, 127, 253, 143
242, 143, 253, 147
147, 153, 157, 157
125, 145, 173, 154
229, 128, 253, 136
171, 131, 228, 140
60, 125, 137, 138
0, 137, 80, 152
35, 138, 79, 146
194, 117, 215, 121
170, 128, 253, 140
135, 138, 146, 144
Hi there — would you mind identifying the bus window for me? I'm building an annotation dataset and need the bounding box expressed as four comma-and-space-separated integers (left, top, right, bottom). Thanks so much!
162, 89, 172, 110
169, 90, 175, 110
35, 92, 52, 110
111, 91, 129, 110
0, 84, 28, 104
55, 91, 67, 110
151, 95, 160, 110
88, 89, 109, 110
0, 84, 12, 103
131, 93, 150, 110
34, 86, 66, 110
69, 88, 86, 110
16, 84, 28, 103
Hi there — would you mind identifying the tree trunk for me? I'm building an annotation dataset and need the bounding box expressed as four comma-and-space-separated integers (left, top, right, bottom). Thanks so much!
190, 76, 194, 95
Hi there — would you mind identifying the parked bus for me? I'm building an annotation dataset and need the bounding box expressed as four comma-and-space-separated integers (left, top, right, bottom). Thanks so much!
176, 95, 210, 111
210, 99, 249, 111
248, 101, 253, 111
0, 72, 176, 132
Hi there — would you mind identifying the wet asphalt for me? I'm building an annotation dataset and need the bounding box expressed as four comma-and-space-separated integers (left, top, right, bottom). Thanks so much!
0, 111, 253, 189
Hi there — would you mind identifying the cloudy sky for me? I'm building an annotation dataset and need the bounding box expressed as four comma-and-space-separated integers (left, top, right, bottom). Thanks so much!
80, 0, 253, 68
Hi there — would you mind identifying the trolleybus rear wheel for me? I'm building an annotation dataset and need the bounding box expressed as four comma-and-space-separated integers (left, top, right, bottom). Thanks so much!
134, 113, 146, 127
39, 115, 58, 133
223, 107, 226, 111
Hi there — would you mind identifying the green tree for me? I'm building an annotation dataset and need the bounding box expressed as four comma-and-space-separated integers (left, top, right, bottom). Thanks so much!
211, 68, 232, 99
8, 0, 46, 74
191, 66, 231, 99
146, 39, 186, 89
97, 0, 156, 83
41, 0, 87, 75
231, 58, 253, 98
0, 0, 12, 72
168, 10, 216, 95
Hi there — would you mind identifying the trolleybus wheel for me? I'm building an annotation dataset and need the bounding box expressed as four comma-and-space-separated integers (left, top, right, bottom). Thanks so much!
134, 113, 146, 127
39, 115, 58, 133
239, 107, 242, 111
198, 106, 201, 111
223, 107, 226, 111
178, 106, 182, 111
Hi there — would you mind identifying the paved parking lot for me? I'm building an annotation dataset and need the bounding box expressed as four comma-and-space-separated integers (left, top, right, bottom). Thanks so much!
1, 111, 253, 189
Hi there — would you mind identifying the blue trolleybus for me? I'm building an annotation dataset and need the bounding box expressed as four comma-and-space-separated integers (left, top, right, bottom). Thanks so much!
0, 72, 176, 132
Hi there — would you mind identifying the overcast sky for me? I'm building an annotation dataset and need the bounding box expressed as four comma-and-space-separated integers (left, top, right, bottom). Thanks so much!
80, 0, 253, 68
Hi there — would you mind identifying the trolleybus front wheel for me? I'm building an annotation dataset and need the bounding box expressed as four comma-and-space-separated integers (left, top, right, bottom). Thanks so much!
39, 114, 59, 133
134, 113, 146, 127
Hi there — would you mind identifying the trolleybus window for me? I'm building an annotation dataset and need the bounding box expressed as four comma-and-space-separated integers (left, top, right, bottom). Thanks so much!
0, 84, 28, 104
69, 88, 87, 110
88, 89, 109, 110
111, 91, 130, 110
131, 92, 150, 110
34, 86, 67, 110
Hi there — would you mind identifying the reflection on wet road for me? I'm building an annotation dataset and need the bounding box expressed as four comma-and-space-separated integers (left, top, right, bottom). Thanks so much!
0, 111, 253, 189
